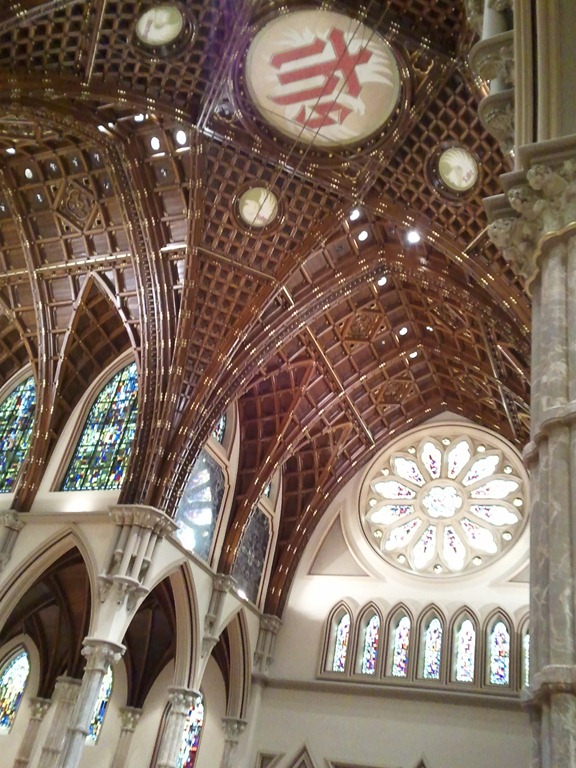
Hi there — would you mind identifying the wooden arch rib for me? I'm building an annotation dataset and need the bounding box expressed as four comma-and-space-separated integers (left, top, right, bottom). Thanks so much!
14, 275, 133, 509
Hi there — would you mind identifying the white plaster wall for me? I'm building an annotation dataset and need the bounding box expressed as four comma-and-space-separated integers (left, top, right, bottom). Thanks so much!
126, 661, 175, 768
197, 655, 227, 768
252, 685, 530, 768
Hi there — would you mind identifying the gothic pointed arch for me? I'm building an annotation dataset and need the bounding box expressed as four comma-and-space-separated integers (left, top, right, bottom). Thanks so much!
322, 601, 355, 675
416, 604, 446, 682
384, 603, 414, 679
448, 608, 478, 684
483, 608, 514, 687
354, 602, 383, 676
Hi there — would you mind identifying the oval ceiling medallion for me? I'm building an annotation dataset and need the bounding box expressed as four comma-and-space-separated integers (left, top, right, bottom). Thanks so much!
237, 187, 279, 228
245, 10, 401, 148
437, 146, 479, 192
362, 426, 527, 577
135, 5, 184, 46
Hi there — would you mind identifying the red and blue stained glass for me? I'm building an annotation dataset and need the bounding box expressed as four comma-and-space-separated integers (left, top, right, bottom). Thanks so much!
455, 619, 475, 682
391, 616, 410, 677
360, 615, 380, 674
489, 620, 510, 685
212, 414, 226, 444
177, 697, 204, 768
423, 618, 442, 679
62, 363, 138, 490
332, 613, 350, 672
0, 650, 30, 730
0, 378, 35, 493
87, 666, 113, 743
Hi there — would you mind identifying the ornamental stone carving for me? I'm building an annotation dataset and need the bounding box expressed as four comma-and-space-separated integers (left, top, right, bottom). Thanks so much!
487, 159, 576, 285
478, 89, 515, 153
469, 31, 514, 86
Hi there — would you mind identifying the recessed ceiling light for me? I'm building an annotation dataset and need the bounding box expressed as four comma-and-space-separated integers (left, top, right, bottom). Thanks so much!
426, 325, 433, 331
6, 148, 16, 155
409, 351, 418, 359
97, 125, 107, 133
175, 129, 187, 146
357, 230, 369, 242
24, 168, 33, 179
349, 208, 361, 221
399, 326, 408, 336
134, 114, 146, 123
406, 229, 421, 244
150, 136, 161, 151
377, 275, 388, 287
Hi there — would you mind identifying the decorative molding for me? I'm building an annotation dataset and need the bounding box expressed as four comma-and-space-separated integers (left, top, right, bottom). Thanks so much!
469, 30, 514, 86
119, 706, 142, 732
0, 510, 24, 573
478, 89, 515, 154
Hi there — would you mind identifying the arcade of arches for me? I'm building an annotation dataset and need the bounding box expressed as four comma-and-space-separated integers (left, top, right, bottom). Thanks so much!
0, 2, 574, 768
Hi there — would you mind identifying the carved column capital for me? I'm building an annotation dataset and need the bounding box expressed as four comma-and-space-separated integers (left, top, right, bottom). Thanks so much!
222, 716, 248, 743
478, 89, 515, 153
470, 30, 514, 85
119, 706, 142, 732
109, 504, 178, 537
167, 686, 201, 715
81, 637, 125, 671
29, 697, 51, 721
487, 156, 576, 287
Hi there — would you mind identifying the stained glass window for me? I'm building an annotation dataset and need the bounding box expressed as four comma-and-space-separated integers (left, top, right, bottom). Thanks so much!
332, 613, 350, 672
231, 507, 270, 603
177, 696, 204, 768
365, 428, 526, 576
422, 617, 442, 679
62, 363, 138, 490
391, 616, 411, 677
360, 614, 380, 674
175, 450, 225, 561
489, 620, 510, 685
212, 414, 226, 444
455, 619, 475, 682
522, 632, 530, 688
0, 378, 36, 493
0, 650, 30, 731
87, 666, 113, 743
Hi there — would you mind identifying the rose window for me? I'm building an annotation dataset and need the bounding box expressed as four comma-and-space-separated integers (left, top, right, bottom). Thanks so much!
363, 430, 526, 576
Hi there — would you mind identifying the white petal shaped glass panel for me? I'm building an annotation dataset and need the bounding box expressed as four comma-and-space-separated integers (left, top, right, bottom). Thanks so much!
393, 456, 425, 486
443, 526, 466, 570
370, 504, 414, 525
412, 526, 436, 569
383, 519, 421, 551
447, 440, 471, 479
460, 518, 497, 553
469, 505, 518, 526
470, 480, 518, 499
421, 441, 442, 479
373, 481, 416, 499
422, 486, 463, 518
461, 455, 500, 486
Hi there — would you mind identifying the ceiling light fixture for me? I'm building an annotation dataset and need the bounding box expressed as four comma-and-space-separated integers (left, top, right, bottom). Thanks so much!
406, 229, 421, 244
377, 276, 388, 287
357, 230, 369, 242
399, 327, 408, 336
349, 208, 361, 221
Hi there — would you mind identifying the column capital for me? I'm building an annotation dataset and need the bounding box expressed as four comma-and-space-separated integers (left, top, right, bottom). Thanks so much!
29, 696, 51, 720
81, 637, 125, 670
53, 675, 82, 702
486, 138, 576, 289
1, 509, 24, 532
109, 504, 178, 537
167, 686, 201, 714
119, 706, 142, 732
221, 716, 248, 743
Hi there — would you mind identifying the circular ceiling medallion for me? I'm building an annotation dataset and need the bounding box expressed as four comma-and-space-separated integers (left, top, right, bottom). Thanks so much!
244, 10, 401, 148
135, 5, 184, 46
437, 146, 479, 193
237, 187, 279, 228
362, 426, 527, 577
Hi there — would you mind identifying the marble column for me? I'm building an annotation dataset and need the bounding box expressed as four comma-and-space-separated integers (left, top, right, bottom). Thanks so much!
54, 638, 124, 768
487, 149, 576, 767
36, 677, 81, 768
108, 707, 142, 768
155, 687, 201, 768
13, 697, 50, 768
219, 716, 248, 768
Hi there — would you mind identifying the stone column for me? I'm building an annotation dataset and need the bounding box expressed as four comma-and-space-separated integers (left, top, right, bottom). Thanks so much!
54, 638, 124, 768
219, 717, 247, 768
487, 148, 576, 767
155, 688, 201, 768
12, 697, 50, 768
0, 511, 24, 573
36, 677, 81, 768
108, 707, 142, 768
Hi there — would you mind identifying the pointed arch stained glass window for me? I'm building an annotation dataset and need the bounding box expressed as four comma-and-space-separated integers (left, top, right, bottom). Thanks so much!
332, 613, 350, 672
212, 414, 227, 444
489, 620, 510, 685
391, 615, 410, 677
360, 614, 380, 674
231, 507, 271, 603
87, 666, 113, 743
455, 619, 475, 682
0, 650, 30, 731
177, 696, 204, 768
176, 450, 225, 561
0, 377, 36, 493
62, 363, 138, 490
422, 617, 442, 679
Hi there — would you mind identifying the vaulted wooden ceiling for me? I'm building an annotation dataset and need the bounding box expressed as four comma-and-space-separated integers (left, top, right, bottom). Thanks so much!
0, 1, 529, 614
